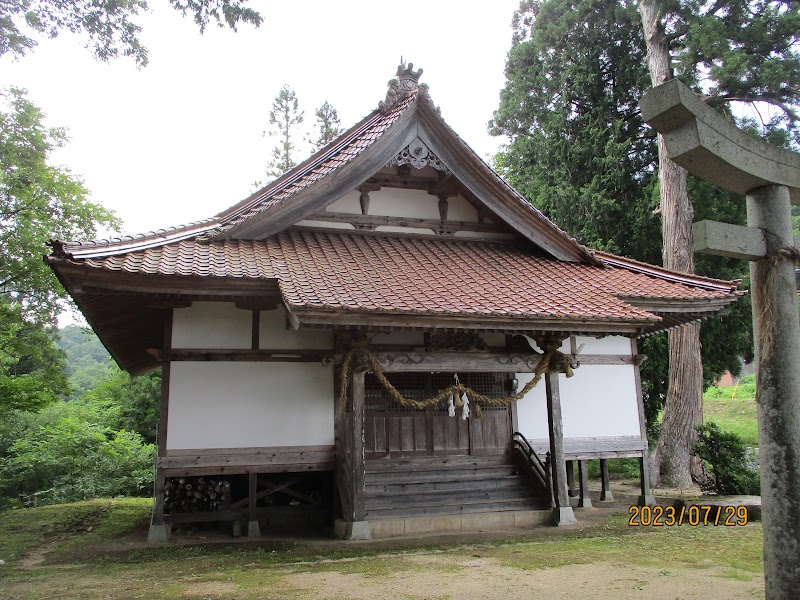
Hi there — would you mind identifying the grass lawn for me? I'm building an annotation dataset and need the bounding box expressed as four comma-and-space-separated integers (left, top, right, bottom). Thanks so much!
703, 375, 759, 446
0, 498, 764, 599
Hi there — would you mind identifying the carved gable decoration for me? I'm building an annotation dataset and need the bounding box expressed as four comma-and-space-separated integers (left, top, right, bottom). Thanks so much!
385, 138, 450, 173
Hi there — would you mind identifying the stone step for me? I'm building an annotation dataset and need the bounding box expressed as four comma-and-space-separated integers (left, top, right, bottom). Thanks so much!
367, 507, 551, 533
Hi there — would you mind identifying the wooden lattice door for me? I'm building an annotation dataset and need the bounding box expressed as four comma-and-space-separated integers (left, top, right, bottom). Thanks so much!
363, 372, 511, 458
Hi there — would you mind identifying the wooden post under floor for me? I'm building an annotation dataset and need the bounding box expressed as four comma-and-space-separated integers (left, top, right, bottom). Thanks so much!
565, 460, 577, 499
247, 471, 261, 537
599, 459, 614, 502
545, 371, 576, 525
578, 460, 592, 508
147, 472, 170, 543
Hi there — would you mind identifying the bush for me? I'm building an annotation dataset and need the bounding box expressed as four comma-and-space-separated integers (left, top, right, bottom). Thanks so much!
0, 398, 154, 508
694, 422, 760, 496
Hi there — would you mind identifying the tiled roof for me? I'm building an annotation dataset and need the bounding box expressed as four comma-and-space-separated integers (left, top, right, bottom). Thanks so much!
66, 230, 739, 325
56, 95, 419, 259
216, 95, 417, 233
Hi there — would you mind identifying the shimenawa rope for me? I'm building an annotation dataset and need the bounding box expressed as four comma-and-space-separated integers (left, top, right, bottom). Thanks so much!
337, 346, 572, 418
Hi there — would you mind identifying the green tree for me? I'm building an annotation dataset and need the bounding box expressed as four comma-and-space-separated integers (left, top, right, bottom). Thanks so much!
491, 0, 753, 444
638, 0, 799, 487
0, 0, 263, 68
0, 396, 154, 507
491, 0, 659, 259
0, 301, 68, 413
0, 88, 118, 413
265, 85, 304, 179
311, 100, 342, 151
57, 325, 161, 443
1, 88, 119, 317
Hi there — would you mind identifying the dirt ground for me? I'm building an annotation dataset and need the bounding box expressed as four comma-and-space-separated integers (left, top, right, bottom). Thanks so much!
280, 558, 763, 600
2, 484, 764, 600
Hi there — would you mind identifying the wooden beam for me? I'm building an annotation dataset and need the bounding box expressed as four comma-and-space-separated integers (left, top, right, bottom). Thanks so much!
158, 448, 335, 470
545, 370, 577, 525
294, 310, 645, 335
308, 211, 507, 234
153, 349, 334, 363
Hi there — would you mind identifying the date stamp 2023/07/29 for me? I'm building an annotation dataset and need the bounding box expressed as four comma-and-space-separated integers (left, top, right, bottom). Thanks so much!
628, 504, 749, 527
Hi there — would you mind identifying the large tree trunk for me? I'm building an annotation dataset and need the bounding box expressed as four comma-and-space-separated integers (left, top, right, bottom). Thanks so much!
639, 0, 704, 489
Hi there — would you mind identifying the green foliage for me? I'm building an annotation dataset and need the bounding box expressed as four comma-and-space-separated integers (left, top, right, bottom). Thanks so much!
0, 397, 154, 508
694, 422, 760, 495
312, 100, 342, 151
1, 87, 119, 318
0, 0, 263, 68
57, 325, 161, 443
492, 0, 755, 433
491, 0, 660, 258
82, 367, 162, 444
666, 0, 800, 144
0, 301, 68, 413
265, 84, 304, 179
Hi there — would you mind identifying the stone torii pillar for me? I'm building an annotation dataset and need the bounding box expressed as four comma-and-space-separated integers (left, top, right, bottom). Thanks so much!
640, 80, 800, 598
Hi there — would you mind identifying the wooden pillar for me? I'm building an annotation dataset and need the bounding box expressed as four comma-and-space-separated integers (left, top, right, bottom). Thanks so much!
632, 337, 655, 507
335, 364, 371, 540
578, 460, 592, 508
148, 310, 173, 544
351, 367, 367, 522
565, 460, 577, 498
545, 370, 576, 526
247, 471, 260, 537
599, 459, 614, 502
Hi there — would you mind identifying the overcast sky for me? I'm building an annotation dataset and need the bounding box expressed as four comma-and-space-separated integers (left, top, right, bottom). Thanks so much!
0, 1, 520, 237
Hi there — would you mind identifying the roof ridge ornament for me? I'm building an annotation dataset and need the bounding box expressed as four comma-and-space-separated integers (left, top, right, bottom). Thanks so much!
378, 59, 428, 114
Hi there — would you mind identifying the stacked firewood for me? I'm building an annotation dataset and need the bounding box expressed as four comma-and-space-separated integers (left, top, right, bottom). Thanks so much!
164, 477, 231, 513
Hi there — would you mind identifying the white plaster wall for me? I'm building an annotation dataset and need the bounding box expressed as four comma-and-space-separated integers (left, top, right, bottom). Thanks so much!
574, 335, 632, 355
172, 302, 251, 349
376, 226, 436, 235
514, 372, 550, 440
369, 188, 440, 219
167, 362, 334, 449
446, 196, 480, 222
515, 364, 641, 441
295, 220, 355, 230
560, 365, 641, 437
259, 306, 333, 350
325, 190, 361, 214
